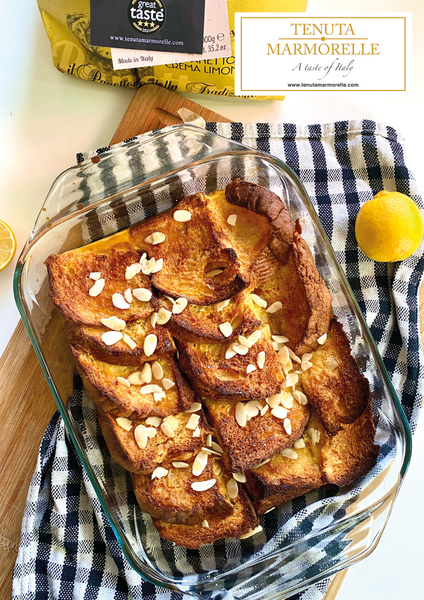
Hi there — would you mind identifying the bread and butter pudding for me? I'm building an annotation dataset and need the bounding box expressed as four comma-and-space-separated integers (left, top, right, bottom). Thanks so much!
45, 179, 379, 549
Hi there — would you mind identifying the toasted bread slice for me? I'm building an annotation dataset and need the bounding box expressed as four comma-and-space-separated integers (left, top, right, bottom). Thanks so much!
204, 396, 310, 473
96, 405, 209, 474
178, 323, 285, 400
129, 191, 271, 305
245, 410, 325, 514
131, 453, 233, 525
252, 228, 332, 356
246, 406, 379, 513
225, 179, 293, 263
45, 248, 155, 326
152, 486, 259, 548
73, 349, 194, 418
162, 286, 261, 344
321, 402, 380, 487
64, 318, 176, 366
300, 317, 370, 435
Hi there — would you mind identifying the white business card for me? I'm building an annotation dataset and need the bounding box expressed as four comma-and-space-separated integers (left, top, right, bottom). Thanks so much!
235, 13, 411, 94
111, 0, 231, 70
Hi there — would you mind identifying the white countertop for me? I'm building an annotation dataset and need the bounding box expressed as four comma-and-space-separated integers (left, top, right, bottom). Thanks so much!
1, 0, 423, 597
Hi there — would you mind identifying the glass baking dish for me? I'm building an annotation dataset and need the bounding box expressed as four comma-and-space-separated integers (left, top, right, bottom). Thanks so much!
14, 124, 412, 600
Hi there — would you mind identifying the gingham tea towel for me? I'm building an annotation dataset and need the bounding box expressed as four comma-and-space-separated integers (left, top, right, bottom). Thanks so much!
13, 120, 424, 600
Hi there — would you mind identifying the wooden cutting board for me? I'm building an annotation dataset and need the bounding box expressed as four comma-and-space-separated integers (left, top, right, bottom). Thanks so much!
0, 83, 415, 599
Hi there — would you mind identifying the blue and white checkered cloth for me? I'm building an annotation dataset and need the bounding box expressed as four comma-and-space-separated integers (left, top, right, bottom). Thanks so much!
13, 120, 424, 600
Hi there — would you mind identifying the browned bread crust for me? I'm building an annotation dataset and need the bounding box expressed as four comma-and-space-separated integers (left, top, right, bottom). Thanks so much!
45, 248, 155, 326
152, 486, 259, 548
204, 397, 310, 473
162, 287, 261, 344
225, 179, 293, 263
73, 348, 194, 418
96, 405, 208, 474
131, 455, 233, 524
64, 319, 176, 366
129, 191, 271, 305
301, 317, 370, 435
178, 323, 285, 400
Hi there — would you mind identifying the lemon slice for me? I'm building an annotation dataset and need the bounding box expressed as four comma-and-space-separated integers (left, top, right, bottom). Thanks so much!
0, 220, 17, 271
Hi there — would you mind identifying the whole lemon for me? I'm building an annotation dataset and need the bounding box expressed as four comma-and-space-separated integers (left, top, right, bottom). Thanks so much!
355, 191, 424, 262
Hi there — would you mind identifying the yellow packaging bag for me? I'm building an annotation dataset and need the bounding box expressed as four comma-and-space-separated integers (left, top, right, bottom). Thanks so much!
37, 0, 308, 98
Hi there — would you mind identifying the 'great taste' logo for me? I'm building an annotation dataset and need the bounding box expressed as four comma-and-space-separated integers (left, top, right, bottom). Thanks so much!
128, 0, 165, 34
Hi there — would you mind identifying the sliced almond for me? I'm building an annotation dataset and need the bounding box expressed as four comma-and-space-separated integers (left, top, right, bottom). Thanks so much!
293, 390, 308, 405
226, 478, 239, 499
154, 391, 166, 402
308, 427, 321, 445
186, 402, 202, 413
161, 422, 175, 437
227, 214, 238, 226
89, 272, 101, 280
256, 351, 265, 369
272, 335, 289, 343
250, 294, 267, 309
235, 402, 247, 428
277, 346, 290, 365
260, 405, 269, 416
185, 414, 200, 430
163, 415, 179, 431
202, 520, 209, 528
127, 371, 144, 385
232, 472, 247, 483
245, 400, 260, 418
124, 288, 133, 304
272, 341, 284, 351
302, 353, 313, 362
164, 295, 176, 305
141, 257, 156, 275
191, 479, 216, 492
280, 393, 294, 409
139, 252, 147, 264
144, 231, 166, 245
284, 418, 292, 435
146, 416, 162, 427
317, 333, 327, 345
151, 258, 164, 274
101, 316, 126, 331
140, 384, 162, 394
144, 334, 157, 357
125, 266, 137, 280
156, 307, 172, 325
201, 447, 221, 457
211, 441, 223, 454
131, 263, 142, 274
239, 525, 263, 540
288, 348, 301, 364
225, 346, 236, 359
134, 424, 148, 449
112, 293, 131, 310
301, 360, 314, 371
117, 376, 131, 388
116, 417, 132, 431
101, 331, 123, 346
122, 333, 137, 350
285, 373, 299, 388
89, 278, 105, 297
172, 462, 189, 468
238, 335, 252, 348
172, 297, 188, 314
146, 427, 157, 438
281, 448, 298, 459
219, 322, 233, 338
282, 359, 293, 375
216, 299, 230, 311
150, 312, 157, 327
132, 288, 152, 302
205, 269, 223, 278
151, 361, 164, 380
206, 434, 212, 447
267, 394, 282, 408
173, 209, 191, 222
161, 377, 175, 390
141, 362, 152, 384
266, 301, 282, 314
233, 343, 249, 356
246, 364, 257, 374
194, 449, 209, 469
192, 426, 201, 437
294, 438, 305, 449
271, 406, 288, 419
248, 330, 262, 346
151, 467, 168, 480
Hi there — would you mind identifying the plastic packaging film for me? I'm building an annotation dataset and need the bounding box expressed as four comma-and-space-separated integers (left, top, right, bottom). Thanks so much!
37, 0, 308, 99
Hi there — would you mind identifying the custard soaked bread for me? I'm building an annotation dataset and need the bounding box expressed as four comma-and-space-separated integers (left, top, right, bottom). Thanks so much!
45, 179, 379, 548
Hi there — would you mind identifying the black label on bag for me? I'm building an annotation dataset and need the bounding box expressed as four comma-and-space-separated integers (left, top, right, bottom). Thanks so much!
90, 0, 206, 54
